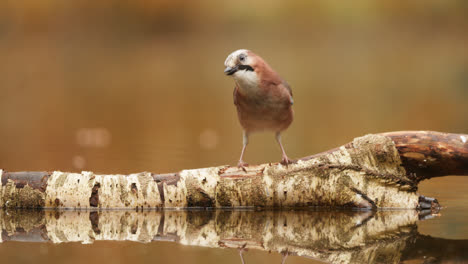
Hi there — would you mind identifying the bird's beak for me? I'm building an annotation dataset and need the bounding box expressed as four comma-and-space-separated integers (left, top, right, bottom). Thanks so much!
224, 66, 238, 75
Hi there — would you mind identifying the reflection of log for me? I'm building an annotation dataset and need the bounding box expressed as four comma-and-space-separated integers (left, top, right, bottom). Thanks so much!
1, 131, 466, 209
401, 234, 468, 263
0, 210, 464, 264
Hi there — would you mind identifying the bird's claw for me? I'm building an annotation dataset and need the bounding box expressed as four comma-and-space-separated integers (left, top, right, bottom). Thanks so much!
280, 156, 293, 166
237, 161, 249, 172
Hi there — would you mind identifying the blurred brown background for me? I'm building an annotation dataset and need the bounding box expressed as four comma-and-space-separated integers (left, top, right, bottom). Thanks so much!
0, 0, 467, 174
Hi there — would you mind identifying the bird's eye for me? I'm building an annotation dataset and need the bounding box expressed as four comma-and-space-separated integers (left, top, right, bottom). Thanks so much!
239, 54, 246, 62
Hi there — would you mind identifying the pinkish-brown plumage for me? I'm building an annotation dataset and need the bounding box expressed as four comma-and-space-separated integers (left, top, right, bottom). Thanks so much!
224, 49, 294, 167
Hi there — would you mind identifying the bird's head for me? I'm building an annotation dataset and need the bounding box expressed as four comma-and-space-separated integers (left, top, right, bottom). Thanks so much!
224, 49, 256, 77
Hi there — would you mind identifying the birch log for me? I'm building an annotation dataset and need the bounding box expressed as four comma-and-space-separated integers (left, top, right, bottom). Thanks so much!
0, 210, 463, 264
1, 131, 467, 209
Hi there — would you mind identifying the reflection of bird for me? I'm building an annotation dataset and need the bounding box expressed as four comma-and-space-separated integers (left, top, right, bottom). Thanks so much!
281, 251, 289, 264
224, 49, 294, 168
239, 245, 247, 264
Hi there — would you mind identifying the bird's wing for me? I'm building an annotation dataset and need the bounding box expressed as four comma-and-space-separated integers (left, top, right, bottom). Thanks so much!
281, 79, 294, 105
281, 78, 293, 97
261, 74, 294, 105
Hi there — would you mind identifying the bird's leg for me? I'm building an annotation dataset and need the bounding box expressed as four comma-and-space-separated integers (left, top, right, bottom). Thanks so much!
238, 131, 249, 170
239, 244, 248, 264
239, 249, 246, 264
281, 250, 289, 264
275, 132, 292, 165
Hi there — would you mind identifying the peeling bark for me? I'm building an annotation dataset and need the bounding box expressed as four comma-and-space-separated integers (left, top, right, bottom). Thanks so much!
1, 209, 464, 264
0, 131, 466, 209
383, 131, 468, 181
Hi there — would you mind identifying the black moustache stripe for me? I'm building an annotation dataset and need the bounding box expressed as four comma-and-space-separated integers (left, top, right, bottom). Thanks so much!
237, 65, 254, 72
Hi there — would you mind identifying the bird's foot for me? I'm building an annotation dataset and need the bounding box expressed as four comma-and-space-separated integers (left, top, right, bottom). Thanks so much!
237, 160, 249, 172
280, 156, 293, 166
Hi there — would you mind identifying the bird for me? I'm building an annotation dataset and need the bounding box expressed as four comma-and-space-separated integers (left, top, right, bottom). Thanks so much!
224, 49, 294, 168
